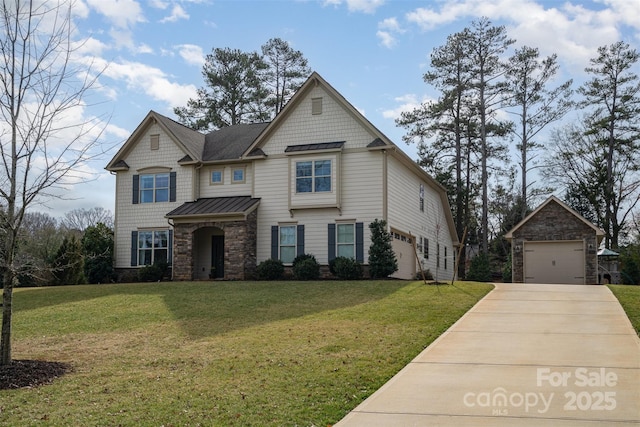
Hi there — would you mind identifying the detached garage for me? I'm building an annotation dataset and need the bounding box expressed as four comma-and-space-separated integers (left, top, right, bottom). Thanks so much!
506, 196, 605, 285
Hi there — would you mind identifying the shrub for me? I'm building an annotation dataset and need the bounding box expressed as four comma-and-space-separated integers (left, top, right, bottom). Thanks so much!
257, 258, 284, 280
331, 256, 362, 280
82, 223, 115, 284
292, 253, 316, 267
138, 262, 167, 282
414, 268, 434, 281
502, 254, 512, 283
466, 252, 492, 282
368, 219, 398, 278
293, 257, 320, 280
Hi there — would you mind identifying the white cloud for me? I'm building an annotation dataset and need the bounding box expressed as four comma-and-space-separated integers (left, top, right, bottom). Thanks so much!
160, 4, 189, 23
86, 0, 145, 29
403, 0, 633, 76
176, 44, 205, 67
382, 94, 432, 121
100, 59, 198, 107
323, 0, 385, 14
377, 17, 404, 48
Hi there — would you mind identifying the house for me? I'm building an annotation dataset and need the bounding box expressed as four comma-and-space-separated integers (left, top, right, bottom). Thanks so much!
505, 196, 605, 284
106, 72, 458, 281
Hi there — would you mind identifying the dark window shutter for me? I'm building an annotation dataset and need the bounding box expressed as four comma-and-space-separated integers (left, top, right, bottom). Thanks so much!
132, 175, 139, 204
297, 225, 305, 256
168, 229, 173, 266
356, 222, 364, 263
328, 223, 336, 262
271, 226, 279, 259
131, 231, 138, 266
169, 172, 177, 202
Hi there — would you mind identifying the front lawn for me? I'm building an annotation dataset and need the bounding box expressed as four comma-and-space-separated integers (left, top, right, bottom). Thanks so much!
608, 284, 640, 336
1, 280, 492, 426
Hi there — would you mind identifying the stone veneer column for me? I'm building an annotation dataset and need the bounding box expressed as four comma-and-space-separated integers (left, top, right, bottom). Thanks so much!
171, 210, 258, 281
172, 223, 194, 281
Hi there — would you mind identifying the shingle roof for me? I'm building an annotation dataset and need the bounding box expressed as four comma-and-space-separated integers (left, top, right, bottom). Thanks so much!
367, 138, 387, 148
284, 141, 345, 153
153, 112, 205, 159
166, 196, 260, 218
203, 123, 269, 161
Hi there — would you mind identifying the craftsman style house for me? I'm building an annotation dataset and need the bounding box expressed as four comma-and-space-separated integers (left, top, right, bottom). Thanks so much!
106, 72, 458, 281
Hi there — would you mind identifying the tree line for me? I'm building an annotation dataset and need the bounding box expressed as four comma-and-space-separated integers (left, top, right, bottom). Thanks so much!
396, 18, 639, 279
0, 208, 115, 287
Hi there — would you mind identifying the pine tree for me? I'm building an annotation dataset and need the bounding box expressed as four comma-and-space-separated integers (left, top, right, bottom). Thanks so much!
368, 219, 398, 279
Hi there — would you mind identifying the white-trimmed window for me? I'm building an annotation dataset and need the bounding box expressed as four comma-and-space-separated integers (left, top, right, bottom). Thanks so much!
296, 160, 331, 193
138, 230, 169, 265
279, 225, 296, 264
337, 223, 355, 258
140, 173, 169, 203
211, 170, 223, 184
232, 167, 245, 183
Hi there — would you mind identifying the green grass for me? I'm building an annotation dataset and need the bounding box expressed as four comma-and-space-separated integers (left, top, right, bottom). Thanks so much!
608, 284, 640, 336
1, 280, 492, 426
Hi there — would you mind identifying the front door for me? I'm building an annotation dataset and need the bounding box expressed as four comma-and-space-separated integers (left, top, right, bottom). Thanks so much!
211, 235, 225, 278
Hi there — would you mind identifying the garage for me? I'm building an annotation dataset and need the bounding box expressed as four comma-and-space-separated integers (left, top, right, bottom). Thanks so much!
524, 241, 585, 284
390, 229, 415, 280
506, 196, 604, 285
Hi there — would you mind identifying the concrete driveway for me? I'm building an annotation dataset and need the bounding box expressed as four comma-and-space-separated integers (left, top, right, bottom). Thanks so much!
335, 283, 640, 426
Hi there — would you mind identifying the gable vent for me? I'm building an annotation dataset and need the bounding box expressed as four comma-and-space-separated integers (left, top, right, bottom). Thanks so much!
312, 97, 323, 115
150, 134, 159, 150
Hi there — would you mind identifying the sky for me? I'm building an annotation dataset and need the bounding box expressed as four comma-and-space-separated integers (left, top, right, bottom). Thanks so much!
33, 0, 640, 218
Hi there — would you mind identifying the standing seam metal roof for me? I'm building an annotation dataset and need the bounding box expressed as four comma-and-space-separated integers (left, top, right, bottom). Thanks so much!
166, 196, 260, 218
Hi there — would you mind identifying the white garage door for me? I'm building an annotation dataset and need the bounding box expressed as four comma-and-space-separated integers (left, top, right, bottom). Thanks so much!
524, 241, 585, 284
391, 231, 416, 280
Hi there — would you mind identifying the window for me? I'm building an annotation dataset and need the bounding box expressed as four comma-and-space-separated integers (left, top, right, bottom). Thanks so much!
296, 160, 331, 193
337, 224, 355, 258
444, 247, 448, 269
138, 230, 169, 266
211, 170, 223, 184
232, 168, 245, 183
140, 173, 169, 203
419, 184, 424, 212
279, 225, 296, 264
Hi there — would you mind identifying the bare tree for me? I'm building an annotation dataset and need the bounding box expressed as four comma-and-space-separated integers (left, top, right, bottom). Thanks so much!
0, 0, 107, 365
61, 207, 113, 231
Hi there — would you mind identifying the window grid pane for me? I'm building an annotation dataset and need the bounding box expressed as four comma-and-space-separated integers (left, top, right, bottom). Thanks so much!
279, 226, 296, 264
295, 160, 331, 193
233, 169, 244, 182
336, 224, 355, 259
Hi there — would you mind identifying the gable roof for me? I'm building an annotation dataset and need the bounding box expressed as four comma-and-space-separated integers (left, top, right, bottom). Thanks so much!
203, 123, 269, 162
505, 195, 605, 240
106, 110, 204, 171
106, 111, 271, 171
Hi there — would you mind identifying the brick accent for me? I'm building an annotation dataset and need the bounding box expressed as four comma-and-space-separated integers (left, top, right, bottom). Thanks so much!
511, 199, 599, 284
172, 210, 258, 280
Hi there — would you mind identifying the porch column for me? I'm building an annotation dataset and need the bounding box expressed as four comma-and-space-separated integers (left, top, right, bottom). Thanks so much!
172, 223, 194, 281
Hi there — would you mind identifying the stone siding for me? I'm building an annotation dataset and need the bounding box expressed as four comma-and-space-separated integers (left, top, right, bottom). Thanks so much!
172, 210, 258, 281
511, 200, 598, 284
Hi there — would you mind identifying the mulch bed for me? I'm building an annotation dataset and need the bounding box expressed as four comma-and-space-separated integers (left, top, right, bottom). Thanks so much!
0, 359, 70, 390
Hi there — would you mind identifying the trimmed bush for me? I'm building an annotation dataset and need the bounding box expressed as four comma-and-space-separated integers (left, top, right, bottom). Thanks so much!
138, 262, 168, 282
293, 257, 320, 280
257, 258, 284, 280
331, 256, 363, 280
